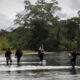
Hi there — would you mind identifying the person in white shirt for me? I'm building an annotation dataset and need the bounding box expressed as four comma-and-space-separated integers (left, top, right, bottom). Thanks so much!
38, 44, 44, 62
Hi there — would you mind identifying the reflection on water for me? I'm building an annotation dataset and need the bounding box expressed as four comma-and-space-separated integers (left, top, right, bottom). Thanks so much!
0, 52, 80, 80
70, 68, 76, 74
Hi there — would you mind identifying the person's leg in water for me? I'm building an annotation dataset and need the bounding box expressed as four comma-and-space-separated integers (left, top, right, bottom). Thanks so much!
70, 60, 75, 68
39, 54, 41, 61
38, 54, 42, 65
17, 57, 21, 65
6, 57, 9, 65
9, 57, 12, 65
40, 53, 44, 65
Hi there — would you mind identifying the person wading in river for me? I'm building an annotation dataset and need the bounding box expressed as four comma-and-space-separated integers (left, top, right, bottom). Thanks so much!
38, 44, 44, 64
5, 48, 12, 65
69, 48, 80, 68
15, 48, 23, 65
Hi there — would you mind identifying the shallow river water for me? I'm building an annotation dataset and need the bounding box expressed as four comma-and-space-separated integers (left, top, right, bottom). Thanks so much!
0, 52, 80, 80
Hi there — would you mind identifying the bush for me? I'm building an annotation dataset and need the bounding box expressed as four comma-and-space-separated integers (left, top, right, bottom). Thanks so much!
0, 36, 11, 50
58, 45, 67, 51
60, 39, 77, 51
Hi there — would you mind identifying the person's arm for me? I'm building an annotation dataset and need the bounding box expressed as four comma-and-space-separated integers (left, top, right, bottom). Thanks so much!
68, 53, 73, 59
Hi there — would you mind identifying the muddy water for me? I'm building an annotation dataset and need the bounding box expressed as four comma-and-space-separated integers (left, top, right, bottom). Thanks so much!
0, 52, 80, 80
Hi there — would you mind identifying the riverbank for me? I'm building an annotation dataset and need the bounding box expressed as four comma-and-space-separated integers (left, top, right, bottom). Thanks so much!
0, 49, 69, 55
0, 50, 57, 55
0, 50, 35, 55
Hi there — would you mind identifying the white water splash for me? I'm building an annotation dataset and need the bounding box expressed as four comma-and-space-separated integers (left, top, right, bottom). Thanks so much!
0, 65, 79, 72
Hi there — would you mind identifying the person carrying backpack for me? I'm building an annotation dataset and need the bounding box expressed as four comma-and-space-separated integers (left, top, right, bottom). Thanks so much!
15, 48, 23, 65
69, 48, 80, 68
5, 48, 12, 65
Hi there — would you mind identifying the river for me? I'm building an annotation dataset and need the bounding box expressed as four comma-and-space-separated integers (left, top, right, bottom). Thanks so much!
0, 52, 80, 80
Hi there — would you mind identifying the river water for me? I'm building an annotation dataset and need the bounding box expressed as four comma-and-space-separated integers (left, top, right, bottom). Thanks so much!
0, 52, 80, 80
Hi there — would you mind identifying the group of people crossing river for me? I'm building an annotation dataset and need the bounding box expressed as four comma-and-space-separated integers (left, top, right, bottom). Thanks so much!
5, 48, 23, 65
4, 44, 45, 66
4, 44, 45, 65
38, 46, 80, 68
4, 45, 80, 69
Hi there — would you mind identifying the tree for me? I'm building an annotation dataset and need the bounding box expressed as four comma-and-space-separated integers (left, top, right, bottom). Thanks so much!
0, 36, 10, 50
14, 0, 61, 50
29, 20, 49, 50
78, 10, 80, 18
7, 27, 31, 50
64, 17, 80, 50
65, 18, 79, 41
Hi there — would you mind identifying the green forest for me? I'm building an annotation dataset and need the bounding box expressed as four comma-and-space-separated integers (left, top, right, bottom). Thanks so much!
0, 0, 80, 51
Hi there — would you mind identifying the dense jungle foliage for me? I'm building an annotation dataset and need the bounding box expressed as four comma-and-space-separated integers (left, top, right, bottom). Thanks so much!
0, 0, 80, 51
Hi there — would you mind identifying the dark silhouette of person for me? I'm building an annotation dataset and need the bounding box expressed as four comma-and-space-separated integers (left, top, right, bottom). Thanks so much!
15, 48, 23, 65
5, 48, 12, 65
69, 48, 80, 68
38, 44, 44, 63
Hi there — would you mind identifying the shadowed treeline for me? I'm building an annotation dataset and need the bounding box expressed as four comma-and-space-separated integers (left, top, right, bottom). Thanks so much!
0, 0, 80, 51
